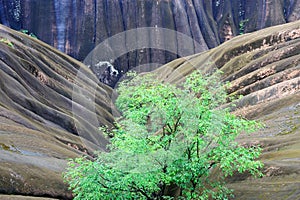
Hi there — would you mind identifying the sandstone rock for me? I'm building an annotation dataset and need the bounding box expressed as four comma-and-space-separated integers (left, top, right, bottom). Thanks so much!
0, 24, 115, 199
0, 16, 300, 200
154, 20, 300, 200
1, 0, 299, 74
0, 195, 57, 200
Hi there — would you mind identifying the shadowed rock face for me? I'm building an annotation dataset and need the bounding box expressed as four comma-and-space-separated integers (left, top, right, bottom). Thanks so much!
0, 0, 300, 75
0, 19, 300, 200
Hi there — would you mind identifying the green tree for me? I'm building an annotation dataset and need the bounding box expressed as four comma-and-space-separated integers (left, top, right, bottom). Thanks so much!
64, 71, 263, 200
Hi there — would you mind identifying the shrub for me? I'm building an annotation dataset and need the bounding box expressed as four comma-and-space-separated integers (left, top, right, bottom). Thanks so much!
20, 29, 38, 39
239, 19, 249, 35
0, 38, 14, 48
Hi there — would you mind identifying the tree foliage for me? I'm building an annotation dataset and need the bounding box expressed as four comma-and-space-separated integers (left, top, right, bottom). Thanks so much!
64, 70, 263, 200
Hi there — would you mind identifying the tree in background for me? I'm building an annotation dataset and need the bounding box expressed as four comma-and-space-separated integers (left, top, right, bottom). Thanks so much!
64, 71, 263, 200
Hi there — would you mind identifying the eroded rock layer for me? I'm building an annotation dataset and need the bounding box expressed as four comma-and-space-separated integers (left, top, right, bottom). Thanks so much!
0, 19, 300, 199
154, 20, 300, 200
0, 24, 115, 199
1, 0, 300, 74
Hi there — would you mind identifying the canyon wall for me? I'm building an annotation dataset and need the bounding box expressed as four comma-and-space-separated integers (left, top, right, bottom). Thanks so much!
1, 0, 300, 74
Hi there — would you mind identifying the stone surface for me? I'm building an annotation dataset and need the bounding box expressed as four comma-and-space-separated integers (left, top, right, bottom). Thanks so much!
0, 0, 300, 75
0, 195, 57, 200
154, 20, 300, 200
0, 24, 115, 199
0, 17, 300, 200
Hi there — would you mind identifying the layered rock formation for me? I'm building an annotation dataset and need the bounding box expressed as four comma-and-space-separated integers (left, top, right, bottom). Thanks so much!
0, 24, 115, 199
0, 18, 300, 200
1, 0, 300, 75
155, 20, 300, 200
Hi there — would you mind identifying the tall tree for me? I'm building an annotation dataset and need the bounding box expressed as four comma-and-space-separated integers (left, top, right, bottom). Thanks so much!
64, 71, 263, 200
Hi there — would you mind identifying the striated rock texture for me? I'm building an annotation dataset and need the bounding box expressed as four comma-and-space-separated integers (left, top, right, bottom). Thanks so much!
0, 24, 115, 199
1, 0, 300, 75
0, 19, 300, 200
155, 20, 300, 200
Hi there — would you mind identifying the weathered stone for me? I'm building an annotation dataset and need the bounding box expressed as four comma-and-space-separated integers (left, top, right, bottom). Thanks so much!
154, 20, 300, 200
1, 0, 299, 74
0, 24, 115, 199
0, 14, 300, 200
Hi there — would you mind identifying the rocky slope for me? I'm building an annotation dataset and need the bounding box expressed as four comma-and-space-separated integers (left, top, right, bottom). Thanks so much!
0, 24, 115, 199
0, 19, 300, 199
154, 20, 300, 200
1, 0, 300, 74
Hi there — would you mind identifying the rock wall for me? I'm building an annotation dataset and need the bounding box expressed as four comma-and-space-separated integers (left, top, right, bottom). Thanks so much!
1, 0, 300, 74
